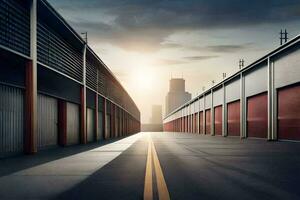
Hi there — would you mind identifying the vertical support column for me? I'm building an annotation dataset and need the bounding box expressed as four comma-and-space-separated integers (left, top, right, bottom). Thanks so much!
222, 84, 227, 137
103, 98, 107, 139
80, 43, 87, 144
95, 94, 99, 141
111, 104, 115, 138
58, 100, 67, 146
268, 57, 277, 140
211, 90, 215, 136
24, 0, 38, 154
240, 73, 246, 138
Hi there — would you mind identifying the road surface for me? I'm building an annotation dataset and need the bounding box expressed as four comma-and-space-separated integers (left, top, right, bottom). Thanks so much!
0, 132, 300, 200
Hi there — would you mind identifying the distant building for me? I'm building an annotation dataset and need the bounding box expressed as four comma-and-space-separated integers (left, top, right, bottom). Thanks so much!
165, 78, 191, 116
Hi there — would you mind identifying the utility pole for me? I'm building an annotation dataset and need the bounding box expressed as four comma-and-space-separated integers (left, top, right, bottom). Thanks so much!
280, 29, 288, 45
239, 59, 244, 70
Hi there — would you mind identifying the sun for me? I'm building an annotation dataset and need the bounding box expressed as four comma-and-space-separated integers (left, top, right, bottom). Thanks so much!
131, 67, 155, 91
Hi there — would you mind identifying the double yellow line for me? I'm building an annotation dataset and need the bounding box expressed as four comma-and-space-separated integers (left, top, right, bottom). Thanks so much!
144, 134, 170, 200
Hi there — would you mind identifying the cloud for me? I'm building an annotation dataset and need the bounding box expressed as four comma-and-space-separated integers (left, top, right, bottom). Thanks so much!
204, 43, 254, 53
156, 59, 188, 65
183, 55, 219, 61
48, 0, 300, 52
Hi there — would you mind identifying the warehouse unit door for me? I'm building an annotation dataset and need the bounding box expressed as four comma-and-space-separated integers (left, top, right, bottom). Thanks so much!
106, 114, 111, 139
199, 112, 203, 134
205, 109, 211, 135
66, 102, 80, 145
247, 93, 268, 138
214, 106, 222, 135
37, 94, 58, 149
98, 112, 103, 140
0, 84, 24, 157
227, 101, 240, 137
87, 108, 95, 143
278, 84, 300, 140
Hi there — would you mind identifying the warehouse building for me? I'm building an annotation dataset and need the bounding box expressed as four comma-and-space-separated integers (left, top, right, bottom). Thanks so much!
0, 0, 140, 158
164, 34, 300, 141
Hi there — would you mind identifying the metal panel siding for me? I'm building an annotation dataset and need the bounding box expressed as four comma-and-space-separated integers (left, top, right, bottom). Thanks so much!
87, 108, 95, 142
245, 64, 268, 98
37, 22, 83, 83
205, 109, 211, 134
247, 93, 268, 138
214, 106, 222, 135
227, 100, 240, 136
205, 93, 212, 109
66, 102, 80, 145
98, 112, 103, 140
225, 78, 240, 103
0, 0, 30, 56
274, 48, 300, 89
199, 111, 203, 134
37, 94, 58, 149
213, 88, 223, 107
199, 98, 204, 111
0, 84, 24, 156
278, 84, 300, 140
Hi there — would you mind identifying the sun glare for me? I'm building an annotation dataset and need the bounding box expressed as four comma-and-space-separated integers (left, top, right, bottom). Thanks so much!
131, 67, 155, 91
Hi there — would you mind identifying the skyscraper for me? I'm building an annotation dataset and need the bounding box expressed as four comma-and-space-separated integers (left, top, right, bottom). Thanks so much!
165, 78, 191, 116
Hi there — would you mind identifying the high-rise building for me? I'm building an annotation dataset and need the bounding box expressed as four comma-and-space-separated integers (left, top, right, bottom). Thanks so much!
165, 78, 191, 116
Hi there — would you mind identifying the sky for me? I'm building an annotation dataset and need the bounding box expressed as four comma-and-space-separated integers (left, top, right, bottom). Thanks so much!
48, 0, 300, 123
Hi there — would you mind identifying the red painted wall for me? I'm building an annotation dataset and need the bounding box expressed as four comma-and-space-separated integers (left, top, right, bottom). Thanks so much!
227, 100, 240, 136
205, 109, 211, 135
214, 106, 222, 135
247, 93, 268, 138
278, 84, 300, 140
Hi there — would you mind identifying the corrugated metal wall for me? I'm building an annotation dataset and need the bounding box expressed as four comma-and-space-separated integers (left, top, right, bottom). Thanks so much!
37, 94, 58, 149
87, 108, 95, 143
0, 84, 24, 156
66, 102, 80, 145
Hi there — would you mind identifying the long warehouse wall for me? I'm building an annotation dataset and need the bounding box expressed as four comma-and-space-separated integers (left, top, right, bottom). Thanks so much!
0, 0, 140, 158
164, 33, 300, 141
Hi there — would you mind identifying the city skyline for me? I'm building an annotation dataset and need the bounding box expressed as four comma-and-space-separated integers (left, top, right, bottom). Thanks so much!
48, 0, 300, 123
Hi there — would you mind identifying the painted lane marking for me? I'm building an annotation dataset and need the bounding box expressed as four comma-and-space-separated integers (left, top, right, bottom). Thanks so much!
144, 133, 170, 200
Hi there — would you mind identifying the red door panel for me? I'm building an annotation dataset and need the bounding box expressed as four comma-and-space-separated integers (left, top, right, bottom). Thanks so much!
199, 111, 203, 134
194, 113, 198, 133
205, 109, 211, 135
227, 100, 240, 136
247, 93, 268, 138
214, 106, 222, 135
278, 84, 300, 140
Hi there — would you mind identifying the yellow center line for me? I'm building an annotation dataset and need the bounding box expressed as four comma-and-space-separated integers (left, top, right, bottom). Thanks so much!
144, 135, 153, 200
144, 133, 170, 200
151, 139, 170, 200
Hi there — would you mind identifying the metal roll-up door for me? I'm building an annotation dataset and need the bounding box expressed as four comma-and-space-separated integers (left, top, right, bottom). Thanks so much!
278, 84, 300, 140
227, 100, 240, 137
214, 106, 222, 135
66, 102, 80, 145
98, 111, 103, 140
0, 84, 24, 157
199, 112, 203, 134
106, 114, 111, 139
87, 108, 95, 143
194, 113, 198, 133
205, 109, 211, 135
37, 94, 58, 149
247, 93, 268, 138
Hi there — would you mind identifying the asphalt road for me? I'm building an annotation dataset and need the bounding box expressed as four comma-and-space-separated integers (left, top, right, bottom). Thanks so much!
1, 132, 300, 200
